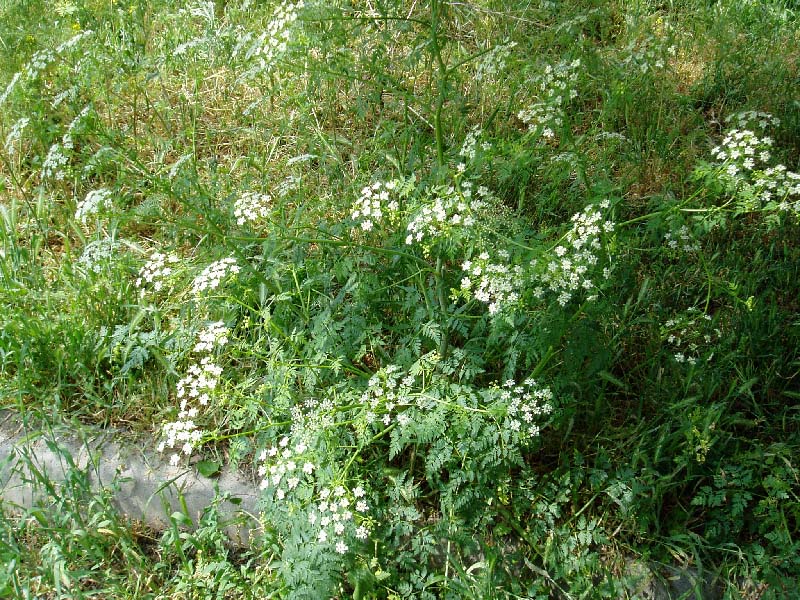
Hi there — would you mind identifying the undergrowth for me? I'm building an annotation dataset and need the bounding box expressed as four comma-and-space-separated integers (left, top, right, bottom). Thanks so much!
1, 0, 799, 598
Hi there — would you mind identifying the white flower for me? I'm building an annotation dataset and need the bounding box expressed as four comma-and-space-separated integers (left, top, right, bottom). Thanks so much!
350, 179, 405, 231
405, 184, 487, 247
500, 378, 554, 441
76, 238, 119, 274
517, 59, 580, 140
531, 202, 614, 305
0, 72, 21, 106
41, 143, 69, 180
193, 321, 229, 353
234, 191, 271, 225
459, 252, 523, 314
192, 257, 241, 294
3, 117, 30, 154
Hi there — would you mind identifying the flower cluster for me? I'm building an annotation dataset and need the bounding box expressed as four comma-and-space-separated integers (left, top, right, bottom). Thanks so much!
261, 0, 304, 62
158, 323, 230, 465
405, 181, 488, 247
620, 36, 676, 74
159, 419, 203, 467
662, 309, 720, 366
532, 200, 614, 306
307, 485, 371, 553
664, 224, 700, 254
517, 103, 564, 140
276, 174, 301, 198
460, 251, 523, 315
257, 436, 316, 499
41, 143, 68, 180
1, 34, 88, 107
193, 321, 230, 353
176, 356, 224, 406
55, 30, 94, 54
75, 188, 113, 224
173, 37, 206, 58
24, 49, 55, 80
234, 191, 272, 226
360, 365, 416, 428
725, 110, 780, 131
234, 1, 304, 72
0, 72, 21, 106
256, 435, 372, 553
553, 8, 603, 35
517, 59, 580, 139
474, 40, 516, 82
191, 257, 241, 295
751, 165, 800, 214
61, 105, 91, 151
136, 251, 180, 294
290, 396, 337, 437
711, 129, 773, 178
351, 179, 403, 232
707, 111, 800, 214
458, 128, 491, 165
4, 117, 30, 155
77, 237, 118, 275
498, 378, 554, 441
52, 86, 77, 109
168, 154, 193, 179
594, 131, 628, 144
39, 107, 91, 181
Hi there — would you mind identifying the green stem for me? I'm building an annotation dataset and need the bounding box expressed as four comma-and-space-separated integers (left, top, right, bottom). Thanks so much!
697, 251, 714, 314
430, 0, 447, 168
435, 255, 450, 358
341, 423, 397, 478
494, 506, 574, 599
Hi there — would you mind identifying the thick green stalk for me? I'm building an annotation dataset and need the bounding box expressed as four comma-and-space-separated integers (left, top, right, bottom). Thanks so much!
430, 0, 448, 169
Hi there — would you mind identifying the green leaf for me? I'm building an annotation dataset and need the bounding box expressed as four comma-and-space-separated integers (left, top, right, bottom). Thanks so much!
598, 370, 627, 391
196, 460, 221, 478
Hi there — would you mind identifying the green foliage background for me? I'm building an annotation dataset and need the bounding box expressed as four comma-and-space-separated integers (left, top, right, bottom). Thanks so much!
0, 0, 799, 597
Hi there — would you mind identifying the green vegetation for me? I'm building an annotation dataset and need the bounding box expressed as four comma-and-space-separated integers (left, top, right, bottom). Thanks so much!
1, 0, 799, 597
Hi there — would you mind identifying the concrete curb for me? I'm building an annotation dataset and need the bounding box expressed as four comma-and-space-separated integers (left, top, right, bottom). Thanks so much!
0, 412, 731, 598
0, 412, 260, 545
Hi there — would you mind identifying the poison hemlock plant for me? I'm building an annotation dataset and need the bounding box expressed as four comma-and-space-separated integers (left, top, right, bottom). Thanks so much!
0, 0, 799, 597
